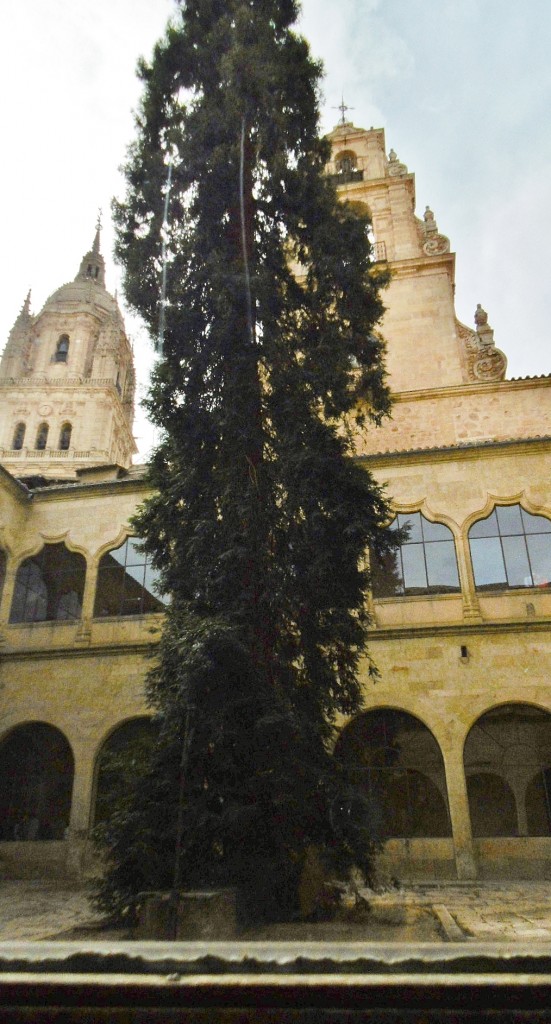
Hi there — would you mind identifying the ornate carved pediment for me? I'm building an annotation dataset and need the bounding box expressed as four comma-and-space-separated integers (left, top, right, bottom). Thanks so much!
457, 305, 507, 382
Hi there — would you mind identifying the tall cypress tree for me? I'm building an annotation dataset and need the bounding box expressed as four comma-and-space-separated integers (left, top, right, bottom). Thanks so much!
97, 0, 395, 923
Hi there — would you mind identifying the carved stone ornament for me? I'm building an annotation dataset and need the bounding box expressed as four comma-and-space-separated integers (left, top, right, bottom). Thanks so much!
456, 309, 507, 383
414, 215, 450, 256
418, 205, 450, 255
387, 149, 408, 177
422, 234, 450, 255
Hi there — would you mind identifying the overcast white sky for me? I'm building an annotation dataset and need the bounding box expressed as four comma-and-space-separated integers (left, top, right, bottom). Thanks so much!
1, 0, 549, 459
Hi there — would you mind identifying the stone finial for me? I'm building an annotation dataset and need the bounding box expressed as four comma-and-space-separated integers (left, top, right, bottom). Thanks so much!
423, 205, 437, 234
456, 305, 507, 382
387, 148, 408, 177
474, 304, 495, 346
0, 290, 33, 377
418, 205, 449, 256
8, 291, 33, 337
474, 303, 488, 328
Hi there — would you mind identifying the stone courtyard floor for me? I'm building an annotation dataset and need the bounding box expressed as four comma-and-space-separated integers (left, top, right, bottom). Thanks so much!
0, 879, 550, 943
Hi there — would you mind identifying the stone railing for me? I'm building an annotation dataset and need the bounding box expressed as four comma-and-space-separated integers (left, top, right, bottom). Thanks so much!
328, 168, 365, 185
0, 376, 117, 388
0, 447, 109, 462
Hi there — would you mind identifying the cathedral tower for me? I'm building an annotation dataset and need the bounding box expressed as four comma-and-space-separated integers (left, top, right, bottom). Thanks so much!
0, 226, 137, 480
326, 120, 507, 392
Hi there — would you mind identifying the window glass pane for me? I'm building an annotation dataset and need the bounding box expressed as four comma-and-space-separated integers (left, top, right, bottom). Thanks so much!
397, 512, 422, 543
370, 550, 404, 597
125, 562, 147, 586
522, 509, 551, 534
496, 505, 523, 536
421, 519, 451, 542
470, 511, 498, 538
425, 541, 460, 590
470, 537, 506, 589
143, 563, 160, 596
502, 536, 531, 587
401, 544, 427, 591
125, 537, 145, 566
107, 544, 128, 568
526, 535, 551, 587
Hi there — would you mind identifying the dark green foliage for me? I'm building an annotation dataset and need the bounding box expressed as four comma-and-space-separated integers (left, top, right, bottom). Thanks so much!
96, 0, 396, 923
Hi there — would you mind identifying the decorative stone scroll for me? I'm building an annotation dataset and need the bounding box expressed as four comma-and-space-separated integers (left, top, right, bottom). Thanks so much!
456, 305, 507, 382
416, 205, 450, 255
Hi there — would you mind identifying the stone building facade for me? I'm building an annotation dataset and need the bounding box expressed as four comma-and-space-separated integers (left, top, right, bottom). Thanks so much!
0, 123, 549, 882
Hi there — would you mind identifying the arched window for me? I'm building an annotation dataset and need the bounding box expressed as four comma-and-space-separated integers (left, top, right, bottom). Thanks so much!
54, 335, 69, 363
93, 537, 167, 617
469, 505, 551, 591
10, 543, 86, 623
0, 723, 74, 841
336, 150, 357, 175
35, 423, 49, 451
58, 422, 72, 451
371, 512, 460, 598
11, 422, 26, 450
335, 709, 451, 838
94, 718, 158, 826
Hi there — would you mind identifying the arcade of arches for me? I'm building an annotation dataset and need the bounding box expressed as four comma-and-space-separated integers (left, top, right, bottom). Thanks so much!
1, 704, 549, 880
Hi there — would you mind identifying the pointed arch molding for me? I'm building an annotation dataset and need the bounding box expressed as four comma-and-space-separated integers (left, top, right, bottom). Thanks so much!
463, 491, 551, 534
11, 530, 89, 568
92, 526, 135, 567
390, 500, 462, 541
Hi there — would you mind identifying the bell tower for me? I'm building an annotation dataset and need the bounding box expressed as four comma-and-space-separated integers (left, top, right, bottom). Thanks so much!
326, 120, 507, 392
0, 223, 137, 479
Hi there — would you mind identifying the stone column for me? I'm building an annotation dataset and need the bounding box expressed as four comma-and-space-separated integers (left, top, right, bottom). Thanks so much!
66, 741, 98, 879
455, 529, 482, 622
0, 553, 17, 626
441, 746, 477, 880
75, 560, 98, 644
69, 743, 96, 833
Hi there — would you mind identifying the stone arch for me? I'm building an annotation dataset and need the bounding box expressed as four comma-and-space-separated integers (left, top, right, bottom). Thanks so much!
335, 708, 451, 838
92, 716, 158, 826
0, 722, 74, 841
335, 149, 357, 174
464, 703, 551, 838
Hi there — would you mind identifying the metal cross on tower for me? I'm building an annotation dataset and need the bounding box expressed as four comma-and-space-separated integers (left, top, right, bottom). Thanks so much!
334, 97, 354, 126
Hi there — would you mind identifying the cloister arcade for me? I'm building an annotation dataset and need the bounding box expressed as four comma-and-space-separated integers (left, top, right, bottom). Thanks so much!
1, 703, 549, 879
